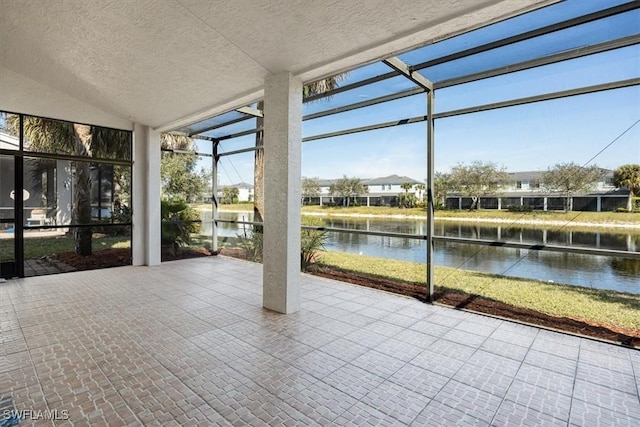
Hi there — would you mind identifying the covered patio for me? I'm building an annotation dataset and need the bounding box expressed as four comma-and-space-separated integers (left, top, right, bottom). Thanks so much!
2, 0, 639, 425
2, 256, 639, 426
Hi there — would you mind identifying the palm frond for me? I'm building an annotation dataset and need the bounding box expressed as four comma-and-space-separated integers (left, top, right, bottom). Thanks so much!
161, 133, 194, 151
303, 73, 348, 99
21, 116, 75, 153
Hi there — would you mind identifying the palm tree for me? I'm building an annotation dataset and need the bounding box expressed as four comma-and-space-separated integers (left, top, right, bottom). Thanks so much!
415, 183, 425, 203
399, 182, 414, 208
253, 74, 348, 223
613, 164, 640, 211
9, 116, 130, 255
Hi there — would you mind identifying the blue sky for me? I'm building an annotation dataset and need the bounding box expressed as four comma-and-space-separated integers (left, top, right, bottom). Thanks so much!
206, 2, 640, 186
214, 79, 639, 186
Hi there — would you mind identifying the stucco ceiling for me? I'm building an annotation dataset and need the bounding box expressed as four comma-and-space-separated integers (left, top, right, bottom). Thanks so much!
0, 0, 552, 130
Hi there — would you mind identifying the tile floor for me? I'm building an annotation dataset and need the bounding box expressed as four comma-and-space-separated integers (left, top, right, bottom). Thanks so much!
1, 256, 639, 426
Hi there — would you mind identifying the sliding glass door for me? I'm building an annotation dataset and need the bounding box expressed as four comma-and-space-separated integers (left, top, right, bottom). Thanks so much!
0, 154, 17, 278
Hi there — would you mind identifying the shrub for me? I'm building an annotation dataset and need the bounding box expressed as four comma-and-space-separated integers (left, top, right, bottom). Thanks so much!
161, 200, 201, 256
235, 216, 328, 271
301, 216, 328, 271
237, 227, 263, 262
507, 205, 533, 212
91, 206, 131, 236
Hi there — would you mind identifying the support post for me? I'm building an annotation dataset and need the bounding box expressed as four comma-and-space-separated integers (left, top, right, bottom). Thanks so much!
426, 89, 435, 303
212, 142, 219, 254
262, 72, 302, 314
132, 124, 161, 266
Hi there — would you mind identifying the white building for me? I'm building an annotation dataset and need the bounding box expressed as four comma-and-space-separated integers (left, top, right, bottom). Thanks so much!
504, 170, 616, 193
445, 170, 627, 211
218, 182, 254, 203
314, 174, 423, 206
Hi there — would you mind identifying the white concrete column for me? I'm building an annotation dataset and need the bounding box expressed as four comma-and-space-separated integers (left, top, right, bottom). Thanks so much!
262, 72, 302, 314
596, 196, 602, 212
132, 123, 161, 266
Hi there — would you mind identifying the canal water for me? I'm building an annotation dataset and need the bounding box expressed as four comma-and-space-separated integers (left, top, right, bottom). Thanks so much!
209, 211, 640, 294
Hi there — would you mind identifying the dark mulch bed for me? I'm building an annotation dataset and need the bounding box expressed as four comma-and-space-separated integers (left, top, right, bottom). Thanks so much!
56, 248, 131, 271
56, 247, 212, 270
161, 248, 212, 262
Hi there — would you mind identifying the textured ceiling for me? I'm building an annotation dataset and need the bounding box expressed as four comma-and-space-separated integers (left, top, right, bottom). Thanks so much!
0, 0, 551, 130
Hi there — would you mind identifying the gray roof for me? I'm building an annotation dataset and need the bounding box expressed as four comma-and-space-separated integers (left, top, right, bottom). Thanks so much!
363, 175, 422, 185
311, 175, 423, 187
507, 171, 544, 181
507, 169, 614, 181
220, 182, 253, 190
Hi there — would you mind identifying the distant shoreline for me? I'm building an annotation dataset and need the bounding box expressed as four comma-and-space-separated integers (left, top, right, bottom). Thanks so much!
216, 208, 640, 230
302, 212, 640, 230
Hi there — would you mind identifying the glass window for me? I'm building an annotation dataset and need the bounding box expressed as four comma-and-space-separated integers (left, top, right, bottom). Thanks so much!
22, 115, 132, 161
0, 112, 20, 150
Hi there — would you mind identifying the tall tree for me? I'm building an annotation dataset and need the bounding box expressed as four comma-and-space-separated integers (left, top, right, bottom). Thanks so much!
433, 172, 450, 209
221, 186, 239, 204
302, 177, 321, 205
160, 135, 210, 202
542, 162, 604, 211
329, 175, 367, 207
613, 164, 640, 211
448, 161, 508, 210
9, 116, 130, 255
254, 74, 347, 222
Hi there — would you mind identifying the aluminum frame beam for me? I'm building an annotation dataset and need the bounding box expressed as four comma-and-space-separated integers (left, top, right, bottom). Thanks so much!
302, 115, 427, 142
435, 35, 640, 89
303, 87, 425, 121
294, 225, 640, 260
434, 78, 640, 120
426, 90, 435, 302
235, 106, 263, 118
411, 2, 639, 72
384, 57, 433, 91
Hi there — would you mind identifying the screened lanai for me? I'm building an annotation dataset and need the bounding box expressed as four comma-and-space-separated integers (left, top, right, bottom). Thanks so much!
2, 1, 640, 425
162, 0, 639, 339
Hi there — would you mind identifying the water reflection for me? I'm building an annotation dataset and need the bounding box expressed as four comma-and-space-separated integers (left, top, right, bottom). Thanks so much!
211, 211, 640, 294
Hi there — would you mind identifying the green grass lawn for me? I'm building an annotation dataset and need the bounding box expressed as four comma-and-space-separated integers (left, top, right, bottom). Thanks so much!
303, 205, 640, 223
199, 203, 640, 226
20, 234, 130, 260
318, 250, 640, 332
